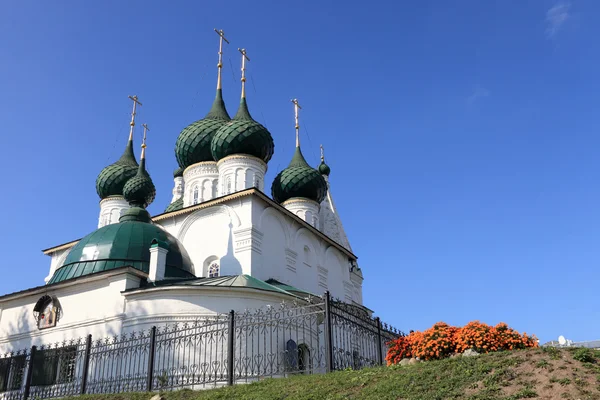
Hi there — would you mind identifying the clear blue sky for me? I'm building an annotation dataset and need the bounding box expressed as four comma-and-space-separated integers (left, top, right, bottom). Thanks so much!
1, 0, 598, 344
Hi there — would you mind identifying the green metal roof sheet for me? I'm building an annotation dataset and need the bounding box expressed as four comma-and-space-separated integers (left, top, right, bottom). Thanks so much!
264, 279, 315, 296
175, 89, 231, 169
96, 139, 139, 199
48, 210, 194, 284
164, 197, 184, 213
210, 98, 274, 163
139, 274, 299, 297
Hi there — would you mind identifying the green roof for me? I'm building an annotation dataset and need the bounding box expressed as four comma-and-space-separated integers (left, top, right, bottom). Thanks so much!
123, 158, 156, 208
164, 196, 184, 213
210, 98, 274, 163
48, 208, 194, 284
271, 146, 327, 204
264, 278, 315, 296
175, 89, 231, 169
96, 139, 139, 199
139, 274, 301, 297
174, 167, 183, 178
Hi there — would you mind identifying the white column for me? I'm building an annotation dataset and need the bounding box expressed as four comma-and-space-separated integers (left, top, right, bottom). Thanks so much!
282, 198, 320, 228
98, 196, 129, 228
148, 240, 169, 282
183, 162, 219, 207
217, 154, 267, 196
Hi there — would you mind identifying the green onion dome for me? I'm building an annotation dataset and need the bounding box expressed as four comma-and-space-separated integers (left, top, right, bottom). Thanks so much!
123, 157, 156, 208
47, 207, 194, 284
174, 167, 184, 178
175, 89, 231, 169
318, 160, 331, 176
96, 139, 139, 199
271, 146, 327, 204
210, 98, 274, 163
165, 196, 184, 213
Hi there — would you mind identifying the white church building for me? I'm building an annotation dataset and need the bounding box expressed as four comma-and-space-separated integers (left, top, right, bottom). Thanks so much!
0, 31, 365, 360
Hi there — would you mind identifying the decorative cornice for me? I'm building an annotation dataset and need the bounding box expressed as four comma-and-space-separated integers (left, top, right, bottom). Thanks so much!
217, 154, 267, 170
183, 161, 219, 179
282, 197, 320, 208
99, 196, 127, 206
234, 227, 263, 254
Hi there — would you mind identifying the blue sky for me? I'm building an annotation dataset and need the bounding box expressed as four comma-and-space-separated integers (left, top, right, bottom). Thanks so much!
1, 0, 598, 344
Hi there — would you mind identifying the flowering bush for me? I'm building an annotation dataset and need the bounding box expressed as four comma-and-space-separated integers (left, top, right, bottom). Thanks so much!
386, 321, 538, 365
412, 322, 458, 361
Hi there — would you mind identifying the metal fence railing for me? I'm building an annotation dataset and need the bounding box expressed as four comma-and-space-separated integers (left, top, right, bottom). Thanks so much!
0, 292, 403, 399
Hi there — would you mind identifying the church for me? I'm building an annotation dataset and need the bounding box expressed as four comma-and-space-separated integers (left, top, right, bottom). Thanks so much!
0, 30, 365, 354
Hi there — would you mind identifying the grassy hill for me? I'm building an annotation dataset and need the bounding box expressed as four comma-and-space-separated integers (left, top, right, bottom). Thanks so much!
71, 347, 600, 400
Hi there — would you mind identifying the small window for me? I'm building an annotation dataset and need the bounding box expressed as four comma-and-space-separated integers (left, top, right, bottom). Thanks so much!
226, 177, 232, 194
208, 262, 220, 278
193, 186, 199, 205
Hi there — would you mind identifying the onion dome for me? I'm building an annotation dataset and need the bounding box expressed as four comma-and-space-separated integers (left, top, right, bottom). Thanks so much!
47, 207, 194, 284
271, 146, 327, 204
174, 167, 184, 178
95, 139, 138, 199
165, 197, 184, 213
123, 156, 156, 209
175, 89, 231, 169
318, 160, 331, 176
210, 98, 274, 163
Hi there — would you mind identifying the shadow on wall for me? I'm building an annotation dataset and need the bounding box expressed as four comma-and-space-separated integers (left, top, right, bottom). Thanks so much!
220, 223, 242, 276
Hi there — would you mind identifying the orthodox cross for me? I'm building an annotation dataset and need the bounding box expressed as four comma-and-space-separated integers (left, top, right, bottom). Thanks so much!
214, 29, 230, 89
238, 48, 250, 97
291, 98, 302, 147
141, 123, 149, 158
127, 95, 142, 141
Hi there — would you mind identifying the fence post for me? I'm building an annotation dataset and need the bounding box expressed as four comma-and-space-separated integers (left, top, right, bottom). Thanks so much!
80, 334, 92, 394
376, 317, 384, 365
227, 310, 235, 386
146, 326, 157, 392
23, 345, 36, 400
324, 291, 334, 373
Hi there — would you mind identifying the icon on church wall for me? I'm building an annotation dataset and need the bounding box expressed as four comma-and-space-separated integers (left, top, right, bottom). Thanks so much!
33, 295, 61, 330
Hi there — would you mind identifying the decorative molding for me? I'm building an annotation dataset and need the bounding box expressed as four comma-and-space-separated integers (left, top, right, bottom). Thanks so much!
317, 266, 328, 290
183, 161, 218, 178
285, 248, 298, 273
234, 227, 263, 254
216, 154, 267, 170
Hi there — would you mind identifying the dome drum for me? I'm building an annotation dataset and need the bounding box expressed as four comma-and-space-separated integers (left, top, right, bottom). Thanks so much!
183, 161, 219, 206
217, 154, 267, 195
281, 197, 320, 228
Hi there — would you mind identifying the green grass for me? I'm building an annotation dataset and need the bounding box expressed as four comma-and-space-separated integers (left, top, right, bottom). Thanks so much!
65, 348, 600, 400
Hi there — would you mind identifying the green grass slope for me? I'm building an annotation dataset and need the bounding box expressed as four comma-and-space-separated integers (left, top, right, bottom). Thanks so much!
70, 347, 600, 400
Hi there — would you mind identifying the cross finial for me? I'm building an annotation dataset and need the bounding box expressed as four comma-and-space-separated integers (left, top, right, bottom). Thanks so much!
141, 123, 149, 159
291, 98, 302, 147
320, 144, 325, 162
214, 29, 230, 90
127, 95, 142, 141
238, 48, 250, 98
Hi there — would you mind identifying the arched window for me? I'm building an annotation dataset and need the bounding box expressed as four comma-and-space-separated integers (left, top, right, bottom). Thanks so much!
208, 262, 220, 278
193, 186, 199, 204
303, 246, 312, 267
254, 176, 260, 189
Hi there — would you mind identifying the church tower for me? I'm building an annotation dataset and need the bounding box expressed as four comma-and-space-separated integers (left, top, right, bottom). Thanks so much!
95, 95, 141, 228
210, 48, 274, 195
174, 29, 231, 208
271, 99, 327, 227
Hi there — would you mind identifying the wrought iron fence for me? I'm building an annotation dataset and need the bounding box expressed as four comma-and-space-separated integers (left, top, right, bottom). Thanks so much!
0, 292, 402, 400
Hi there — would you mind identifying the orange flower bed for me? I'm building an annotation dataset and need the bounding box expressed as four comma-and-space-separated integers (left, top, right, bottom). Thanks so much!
386, 321, 537, 364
